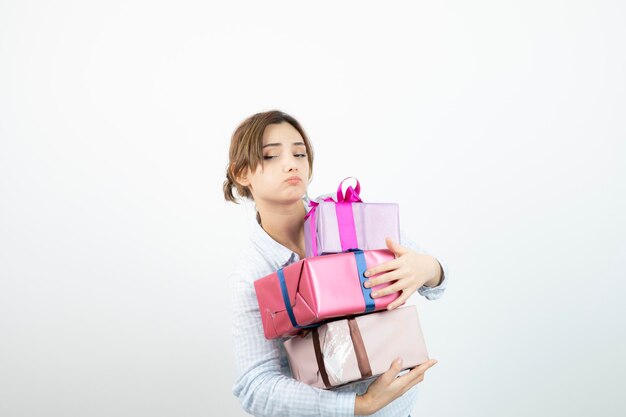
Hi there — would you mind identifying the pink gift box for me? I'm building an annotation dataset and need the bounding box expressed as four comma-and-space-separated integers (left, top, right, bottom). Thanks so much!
284, 305, 429, 389
304, 178, 400, 258
253, 249, 400, 340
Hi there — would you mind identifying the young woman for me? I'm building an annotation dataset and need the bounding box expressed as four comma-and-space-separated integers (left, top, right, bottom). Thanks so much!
223, 110, 448, 417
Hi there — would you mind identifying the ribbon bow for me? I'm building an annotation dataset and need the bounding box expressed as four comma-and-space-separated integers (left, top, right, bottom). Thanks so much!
336, 177, 362, 203
304, 177, 363, 256
305, 177, 362, 221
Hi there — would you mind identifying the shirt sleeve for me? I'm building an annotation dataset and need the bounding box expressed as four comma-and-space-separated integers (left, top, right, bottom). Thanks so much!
229, 272, 356, 417
398, 230, 449, 301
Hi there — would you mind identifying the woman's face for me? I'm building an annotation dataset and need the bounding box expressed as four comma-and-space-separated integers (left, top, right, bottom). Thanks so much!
240, 122, 311, 205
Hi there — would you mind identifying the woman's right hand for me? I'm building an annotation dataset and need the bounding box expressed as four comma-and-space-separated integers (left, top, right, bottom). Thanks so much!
354, 358, 438, 416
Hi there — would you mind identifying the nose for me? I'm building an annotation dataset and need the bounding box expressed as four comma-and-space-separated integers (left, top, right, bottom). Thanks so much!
282, 154, 299, 173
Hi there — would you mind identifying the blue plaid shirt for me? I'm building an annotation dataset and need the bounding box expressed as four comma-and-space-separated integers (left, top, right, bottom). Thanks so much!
229, 196, 448, 416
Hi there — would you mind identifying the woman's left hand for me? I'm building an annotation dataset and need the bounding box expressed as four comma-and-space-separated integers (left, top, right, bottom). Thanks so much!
363, 237, 442, 310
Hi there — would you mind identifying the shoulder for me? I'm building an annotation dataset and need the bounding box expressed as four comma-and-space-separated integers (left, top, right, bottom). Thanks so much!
228, 241, 278, 285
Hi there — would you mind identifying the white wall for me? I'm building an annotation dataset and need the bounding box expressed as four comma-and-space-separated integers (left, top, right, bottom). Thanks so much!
1, 1, 624, 416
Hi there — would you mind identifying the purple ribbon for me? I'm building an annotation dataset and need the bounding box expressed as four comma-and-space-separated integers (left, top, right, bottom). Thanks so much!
305, 177, 363, 256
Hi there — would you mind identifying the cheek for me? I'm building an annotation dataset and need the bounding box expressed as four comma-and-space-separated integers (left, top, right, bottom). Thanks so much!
261, 172, 280, 188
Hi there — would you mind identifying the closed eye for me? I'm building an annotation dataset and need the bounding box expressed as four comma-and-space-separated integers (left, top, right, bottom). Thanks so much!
263, 154, 307, 160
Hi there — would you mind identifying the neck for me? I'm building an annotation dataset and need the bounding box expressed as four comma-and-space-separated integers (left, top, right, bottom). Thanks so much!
256, 198, 307, 259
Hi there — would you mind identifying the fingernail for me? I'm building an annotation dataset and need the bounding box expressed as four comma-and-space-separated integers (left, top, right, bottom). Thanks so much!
371, 292, 378, 298
363, 281, 370, 288
396, 358, 403, 366
388, 304, 395, 310
364, 271, 370, 277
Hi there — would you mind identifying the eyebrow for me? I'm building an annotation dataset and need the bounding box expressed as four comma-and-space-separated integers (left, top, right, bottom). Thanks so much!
262, 141, 306, 149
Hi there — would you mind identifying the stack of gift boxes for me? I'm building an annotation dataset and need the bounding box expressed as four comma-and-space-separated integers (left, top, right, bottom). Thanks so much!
253, 178, 430, 389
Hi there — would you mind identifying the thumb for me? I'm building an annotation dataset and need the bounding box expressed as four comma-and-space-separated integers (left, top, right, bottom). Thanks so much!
380, 357, 403, 385
385, 237, 407, 256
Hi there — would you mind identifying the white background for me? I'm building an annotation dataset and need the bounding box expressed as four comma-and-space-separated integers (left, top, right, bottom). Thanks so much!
1, 1, 625, 416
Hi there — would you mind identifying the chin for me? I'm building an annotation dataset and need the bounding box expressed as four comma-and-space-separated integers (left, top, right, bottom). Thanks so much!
277, 187, 307, 201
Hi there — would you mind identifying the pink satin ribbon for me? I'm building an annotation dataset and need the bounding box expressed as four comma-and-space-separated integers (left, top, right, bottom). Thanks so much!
305, 177, 363, 256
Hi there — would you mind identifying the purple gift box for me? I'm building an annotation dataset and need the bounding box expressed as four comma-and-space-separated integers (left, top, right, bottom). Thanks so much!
304, 178, 400, 258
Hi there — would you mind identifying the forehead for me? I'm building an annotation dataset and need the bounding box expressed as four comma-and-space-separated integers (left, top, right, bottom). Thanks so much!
262, 122, 304, 145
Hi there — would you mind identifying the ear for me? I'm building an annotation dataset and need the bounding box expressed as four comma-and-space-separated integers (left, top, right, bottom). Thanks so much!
234, 171, 250, 187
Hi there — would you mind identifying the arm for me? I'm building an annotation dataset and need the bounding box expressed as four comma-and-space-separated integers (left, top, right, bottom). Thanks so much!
399, 230, 448, 301
229, 273, 356, 417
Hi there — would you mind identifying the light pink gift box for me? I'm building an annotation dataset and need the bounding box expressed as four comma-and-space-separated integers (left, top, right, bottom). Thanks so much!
304, 177, 400, 258
253, 249, 400, 340
283, 305, 429, 389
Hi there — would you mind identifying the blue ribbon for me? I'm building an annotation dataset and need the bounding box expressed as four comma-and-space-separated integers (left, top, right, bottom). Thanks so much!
277, 268, 318, 330
352, 249, 375, 313
278, 250, 375, 328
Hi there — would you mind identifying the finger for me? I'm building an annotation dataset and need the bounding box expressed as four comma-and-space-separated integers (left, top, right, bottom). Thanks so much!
385, 237, 410, 256
391, 359, 437, 392
365, 269, 404, 289
371, 279, 405, 298
364, 258, 402, 279
386, 288, 414, 310
405, 359, 438, 381
397, 375, 425, 397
